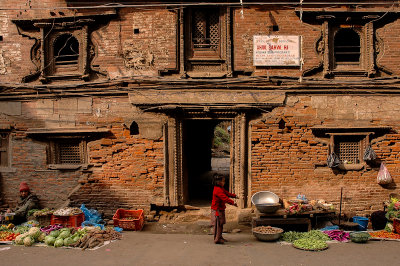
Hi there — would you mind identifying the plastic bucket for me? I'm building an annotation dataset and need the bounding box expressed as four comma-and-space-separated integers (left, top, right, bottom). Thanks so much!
353, 216, 369, 231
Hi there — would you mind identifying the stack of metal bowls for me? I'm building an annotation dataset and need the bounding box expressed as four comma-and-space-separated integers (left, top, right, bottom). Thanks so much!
251, 191, 281, 213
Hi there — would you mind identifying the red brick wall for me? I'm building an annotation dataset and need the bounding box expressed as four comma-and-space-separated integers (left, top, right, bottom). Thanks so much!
251, 95, 400, 216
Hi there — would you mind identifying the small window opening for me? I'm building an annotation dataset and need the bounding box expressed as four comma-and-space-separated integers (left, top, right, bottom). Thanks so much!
0, 36, 3, 41
192, 8, 220, 51
134, 28, 140, 34
54, 34, 79, 70
334, 135, 363, 164
278, 119, 286, 129
272, 25, 279, 31
56, 140, 84, 164
334, 28, 360, 64
130, 121, 139, 135
0, 133, 9, 167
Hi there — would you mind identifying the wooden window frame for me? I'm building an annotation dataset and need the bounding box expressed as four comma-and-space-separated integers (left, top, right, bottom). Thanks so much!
0, 132, 10, 168
48, 137, 87, 170
330, 25, 366, 74
188, 7, 222, 59
328, 132, 372, 170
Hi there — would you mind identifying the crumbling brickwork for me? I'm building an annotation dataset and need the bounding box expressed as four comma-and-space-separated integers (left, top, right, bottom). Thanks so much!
1, 1, 400, 218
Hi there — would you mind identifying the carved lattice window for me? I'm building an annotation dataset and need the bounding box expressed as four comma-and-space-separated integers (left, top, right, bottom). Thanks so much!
49, 138, 87, 165
331, 134, 367, 165
192, 8, 220, 51
0, 132, 9, 167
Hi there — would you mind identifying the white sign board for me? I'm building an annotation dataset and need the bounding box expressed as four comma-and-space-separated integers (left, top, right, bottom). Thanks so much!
253, 35, 301, 66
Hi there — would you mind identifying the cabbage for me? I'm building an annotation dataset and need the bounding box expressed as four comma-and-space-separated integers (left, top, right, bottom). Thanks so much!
37, 232, 46, 242
15, 232, 29, 245
72, 235, 80, 243
63, 237, 74, 246
23, 236, 33, 247
49, 230, 60, 238
60, 228, 70, 234
44, 236, 56, 246
58, 230, 70, 239
28, 227, 41, 240
54, 238, 64, 248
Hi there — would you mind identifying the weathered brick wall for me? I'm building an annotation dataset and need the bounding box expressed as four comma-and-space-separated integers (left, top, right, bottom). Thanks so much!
251, 95, 400, 216
0, 96, 165, 217
2, 2, 400, 81
232, 7, 321, 76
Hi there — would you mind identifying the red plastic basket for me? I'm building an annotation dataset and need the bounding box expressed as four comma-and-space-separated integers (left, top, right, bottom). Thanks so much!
113, 209, 144, 231
51, 213, 85, 227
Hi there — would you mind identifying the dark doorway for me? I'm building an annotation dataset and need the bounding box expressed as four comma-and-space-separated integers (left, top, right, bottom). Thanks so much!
183, 119, 231, 206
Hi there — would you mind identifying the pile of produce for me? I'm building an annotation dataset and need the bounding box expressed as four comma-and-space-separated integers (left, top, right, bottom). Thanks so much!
0, 223, 14, 230
44, 227, 87, 248
53, 207, 82, 216
15, 227, 46, 246
281, 231, 305, 243
13, 226, 30, 234
293, 238, 328, 250
285, 203, 307, 215
281, 230, 330, 243
282, 230, 330, 251
253, 226, 283, 234
32, 208, 53, 218
323, 230, 350, 242
40, 224, 63, 234
369, 230, 400, 240
71, 228, 122, 250
0, 231, 20, 241
349, 232, 370, 243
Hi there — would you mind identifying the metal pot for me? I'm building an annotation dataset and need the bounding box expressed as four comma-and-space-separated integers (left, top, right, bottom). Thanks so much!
251, 191, 280, 205
255, 203, 281, 213
253, 228, 283, 241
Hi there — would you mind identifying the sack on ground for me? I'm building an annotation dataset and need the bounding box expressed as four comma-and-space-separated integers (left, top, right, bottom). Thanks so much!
363, 145, 377, 161
327, 152, 340, 168
377, 162, 392, 185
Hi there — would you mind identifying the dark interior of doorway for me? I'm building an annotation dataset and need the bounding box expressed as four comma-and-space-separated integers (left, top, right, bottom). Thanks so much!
183, 119, 231, 206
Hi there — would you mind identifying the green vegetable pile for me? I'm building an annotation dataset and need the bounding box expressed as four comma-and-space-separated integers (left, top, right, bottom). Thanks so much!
15, 227, 46, 246
45, 228, 87, 248
281, 231, 305, 243
281, 230, 330, 243
293, 238, 328, 250
282, 230, 330, 251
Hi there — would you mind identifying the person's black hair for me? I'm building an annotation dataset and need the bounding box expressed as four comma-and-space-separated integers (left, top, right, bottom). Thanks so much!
213, 173, 224, 186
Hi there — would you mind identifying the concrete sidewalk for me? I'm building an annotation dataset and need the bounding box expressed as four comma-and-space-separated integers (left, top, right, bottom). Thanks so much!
1, 229, 399, 266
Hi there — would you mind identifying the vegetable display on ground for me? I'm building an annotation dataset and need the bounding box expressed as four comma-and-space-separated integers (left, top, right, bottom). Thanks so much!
323, 230, 350, 242
293, 238, 328, 250
253, 226, 283, 234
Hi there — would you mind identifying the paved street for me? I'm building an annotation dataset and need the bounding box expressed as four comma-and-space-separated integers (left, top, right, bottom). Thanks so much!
1, 229, 399, 266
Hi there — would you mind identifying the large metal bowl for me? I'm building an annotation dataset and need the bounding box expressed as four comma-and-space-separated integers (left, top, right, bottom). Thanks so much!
255, 203, 281, 213
253, 228, 283, 242
251, 191, 280, 205
252, 191, 280, 213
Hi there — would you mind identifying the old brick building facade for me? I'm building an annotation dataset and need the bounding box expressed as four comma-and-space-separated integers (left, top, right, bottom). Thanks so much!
1, 1, 400, 218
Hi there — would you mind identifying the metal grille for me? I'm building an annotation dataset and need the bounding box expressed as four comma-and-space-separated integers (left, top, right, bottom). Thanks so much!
337, 141, 360, 164
59, 142, 82, 164
192, 9, 220, 50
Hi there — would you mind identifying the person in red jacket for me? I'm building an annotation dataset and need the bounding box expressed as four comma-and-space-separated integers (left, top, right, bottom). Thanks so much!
211, 174, 238, 244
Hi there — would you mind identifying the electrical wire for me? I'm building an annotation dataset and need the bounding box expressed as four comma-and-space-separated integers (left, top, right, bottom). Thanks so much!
0, 2, 399, 11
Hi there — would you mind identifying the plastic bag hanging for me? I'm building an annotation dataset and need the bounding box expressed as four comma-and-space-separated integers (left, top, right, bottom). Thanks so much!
377, 162, 392, 185
327, 152, 340, 168
363, 145, 377, 161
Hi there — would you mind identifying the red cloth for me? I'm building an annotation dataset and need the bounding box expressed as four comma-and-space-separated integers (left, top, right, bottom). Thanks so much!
211, 186, 236, 215
19, 182, 30, 192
